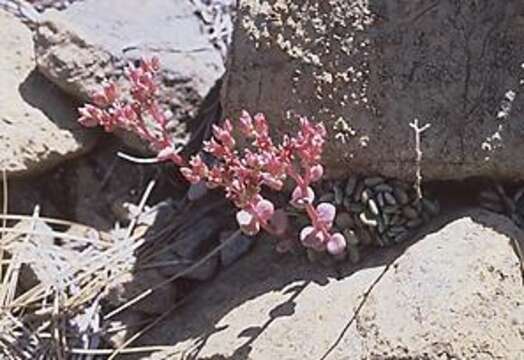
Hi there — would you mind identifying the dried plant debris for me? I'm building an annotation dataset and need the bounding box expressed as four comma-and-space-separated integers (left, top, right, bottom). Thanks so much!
191, 0, 236, 58
0, 209, 144, 359
291, 175, 440, 264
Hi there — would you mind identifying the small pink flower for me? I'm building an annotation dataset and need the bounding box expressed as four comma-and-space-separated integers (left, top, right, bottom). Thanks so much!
261, 173, 284, 191
290, 186, 315, 209
180, 167, 201, 184
254, 198, 274, 222
253, 113, 269, 137
316, 203, 336, 228
157, 147, 183, 165
238, 110, 254, 135
78, 104, 101, 127
326, 233, 347, 255
212, 120, 235, 150
300, 226, 325, 251
309, 164, 324, 182
236, 209, 260, 235
203, 138, 227, 158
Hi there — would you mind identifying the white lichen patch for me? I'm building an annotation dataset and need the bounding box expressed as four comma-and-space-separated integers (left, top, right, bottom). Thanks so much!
242, 0, 375, 121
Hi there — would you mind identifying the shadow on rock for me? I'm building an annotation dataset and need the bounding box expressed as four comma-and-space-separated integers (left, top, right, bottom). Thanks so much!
117, 207, 524, 360
18, 68, 89, 138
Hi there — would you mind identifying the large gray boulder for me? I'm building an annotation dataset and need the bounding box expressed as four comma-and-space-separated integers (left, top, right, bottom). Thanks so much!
139, 209, 523, 359
223, 1, 524, 181
0, 11, 96, 177
34, 0, 226, 151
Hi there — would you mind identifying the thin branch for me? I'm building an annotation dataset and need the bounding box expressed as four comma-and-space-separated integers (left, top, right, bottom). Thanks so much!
409, 119, 431, 200
117, 152, 162, 164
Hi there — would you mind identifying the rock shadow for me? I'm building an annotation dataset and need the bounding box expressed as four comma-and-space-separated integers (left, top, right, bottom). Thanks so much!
115, 204, 524, 360
18, 68, 93, 142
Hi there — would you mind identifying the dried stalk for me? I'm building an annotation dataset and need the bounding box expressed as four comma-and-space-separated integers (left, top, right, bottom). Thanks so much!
409, 118, 431, 200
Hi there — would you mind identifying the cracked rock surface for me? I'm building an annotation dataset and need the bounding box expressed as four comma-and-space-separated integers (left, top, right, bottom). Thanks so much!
0, 10, 96, 177
138, 209, 523, 359
223, 0, 524, 181
33, 0, 226, 152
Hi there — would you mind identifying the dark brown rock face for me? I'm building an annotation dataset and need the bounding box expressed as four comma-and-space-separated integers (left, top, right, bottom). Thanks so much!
223, 0, 524, 181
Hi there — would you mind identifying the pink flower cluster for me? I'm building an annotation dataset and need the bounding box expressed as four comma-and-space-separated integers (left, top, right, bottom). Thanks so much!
78, 57, 183, 165
77, 58, 347, 256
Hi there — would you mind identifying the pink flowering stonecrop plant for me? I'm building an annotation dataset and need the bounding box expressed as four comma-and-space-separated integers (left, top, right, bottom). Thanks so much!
77, 57, 347, 256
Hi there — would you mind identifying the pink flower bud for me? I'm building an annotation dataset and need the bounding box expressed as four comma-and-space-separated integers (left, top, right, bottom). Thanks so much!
299, 226, 325, 251
120, 104, 137, 124
253, 113, 269, 136
212, 124, 235, 150
290, 186, 315, 209
188, 154, 208, 177
326, 233, 346, 255
78, 104, 102, 127
103, 82, 118, 103
255, 198, 274, 222
223, 119, 233, 133
204, 138, 227, 158
309, 164, 324, 182
236, 209, 260, 236
316, 203, 336, 228
180, 167, 201, 184
261, 174, 284, 191
239, 110, 254, 135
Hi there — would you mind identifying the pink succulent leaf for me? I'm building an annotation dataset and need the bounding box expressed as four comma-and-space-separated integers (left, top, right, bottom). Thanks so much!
316, 203, 337, 228
236, 209, 261, 236
290, 186, 315, 209
326, 233, 347, 255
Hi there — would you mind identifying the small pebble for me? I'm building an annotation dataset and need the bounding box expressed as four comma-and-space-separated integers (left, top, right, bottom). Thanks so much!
402, 206, 419, 220
345, 176, 358, 197
384, 192, 397, 206
368, 198, 380, 216
393, 187, 410, 205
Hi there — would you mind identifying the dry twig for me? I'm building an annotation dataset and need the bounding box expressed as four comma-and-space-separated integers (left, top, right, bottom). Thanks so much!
409, 119, 431, 200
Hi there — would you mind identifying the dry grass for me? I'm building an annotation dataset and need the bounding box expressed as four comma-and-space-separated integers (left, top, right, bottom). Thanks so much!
0, 178, 167, 359
0, 173, 240, 359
